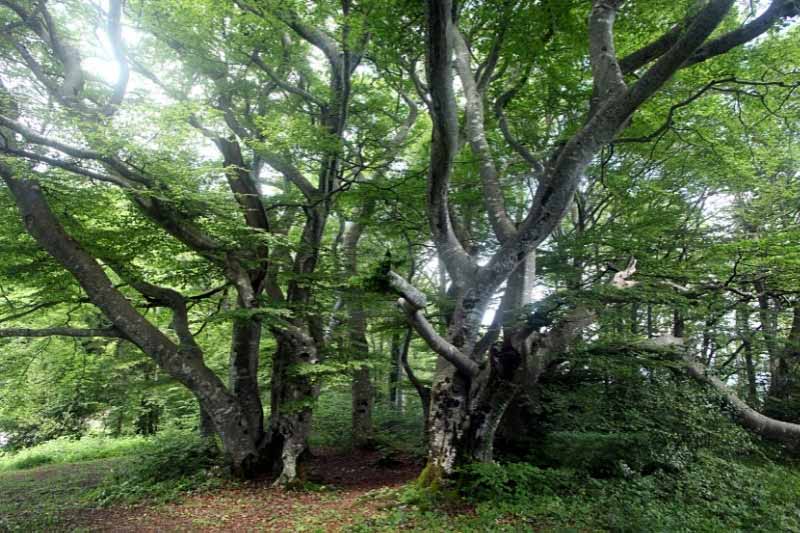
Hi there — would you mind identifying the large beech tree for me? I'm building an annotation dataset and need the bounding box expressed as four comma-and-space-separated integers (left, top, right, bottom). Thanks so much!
380, 0, 800, 481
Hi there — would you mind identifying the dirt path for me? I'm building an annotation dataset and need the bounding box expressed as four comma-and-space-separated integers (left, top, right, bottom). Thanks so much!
62, 450, 419, 532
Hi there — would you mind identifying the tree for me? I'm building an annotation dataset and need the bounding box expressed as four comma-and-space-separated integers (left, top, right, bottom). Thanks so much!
0, 0, 415, 482
383, 0, 800, 482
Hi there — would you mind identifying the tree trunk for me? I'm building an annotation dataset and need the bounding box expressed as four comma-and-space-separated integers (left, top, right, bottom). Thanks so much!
229, 316, 265, 444
389, 330, 403, 409
199, 404, 216, 439
352, 365, 374, 447
264, 330, 319, 485
349, 297, 373, 447
423, 364, 472, 481
737, 306, 758, 405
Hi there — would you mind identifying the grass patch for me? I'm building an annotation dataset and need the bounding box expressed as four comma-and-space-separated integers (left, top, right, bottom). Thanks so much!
0, 434, 150, 472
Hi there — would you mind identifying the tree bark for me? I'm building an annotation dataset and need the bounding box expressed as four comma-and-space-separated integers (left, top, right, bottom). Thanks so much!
342, 217, 374, 447
229, 316, 266, 444
389, 330, 404, 409
264, 329, 319, 485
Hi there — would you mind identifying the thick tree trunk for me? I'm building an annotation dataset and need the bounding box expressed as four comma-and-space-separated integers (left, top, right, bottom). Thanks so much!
229, 317, 265, 444
341, 215, 374, 447
422, 257, 533, 482
423, 364, 471, 481
199, 404, 216, 439
352, 365, 374, 447
265, 330, 319, 485
349, 297, 373, 447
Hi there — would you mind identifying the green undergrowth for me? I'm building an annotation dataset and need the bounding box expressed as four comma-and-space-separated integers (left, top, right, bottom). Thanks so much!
348, 454, 800, 532
0, 459, 120, 532
0, 429, 226, 510
86, 430, 225, 505
348, 366, 800, 532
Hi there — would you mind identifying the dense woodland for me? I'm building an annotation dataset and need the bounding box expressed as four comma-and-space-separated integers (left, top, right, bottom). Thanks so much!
1, 0, 800, 530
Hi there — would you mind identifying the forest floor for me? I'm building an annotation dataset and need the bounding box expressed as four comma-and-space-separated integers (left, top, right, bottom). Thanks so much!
0, 449, 422, 532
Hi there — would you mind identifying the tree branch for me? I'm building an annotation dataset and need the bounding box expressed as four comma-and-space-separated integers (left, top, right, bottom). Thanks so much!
452, 27, 516, 242
424, 0, 477, 282
0, 327, 123, 338
589, 0, 627, 112
398, 297, 479, 377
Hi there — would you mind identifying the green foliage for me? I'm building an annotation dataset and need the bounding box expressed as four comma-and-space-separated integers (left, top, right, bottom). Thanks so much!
87, 430, 223, 505
458, 462, 576, 503
310, 385, 425, 457
350, 455, 800, 533
522, 356, 758, 478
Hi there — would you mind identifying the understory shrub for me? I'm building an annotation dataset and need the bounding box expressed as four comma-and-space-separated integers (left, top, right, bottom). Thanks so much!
458, 462, 576, 502
87, 430, 223, 504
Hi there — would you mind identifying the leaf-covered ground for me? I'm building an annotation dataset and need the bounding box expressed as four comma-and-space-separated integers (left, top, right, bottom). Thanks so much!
0, 449, 420, 532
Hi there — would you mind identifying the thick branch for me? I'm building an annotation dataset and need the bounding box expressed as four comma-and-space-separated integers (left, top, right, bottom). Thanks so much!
685, 353, 800, 446
452, 27, 516, 242
387, 270, 428, 309
685, 0, 800, 68
425, 0, 477, 282
589, 0, 627, 111
398, 297, 479, 377
481, 0, 736, 294
620, 0, 799, 74
0, 327, 123, 338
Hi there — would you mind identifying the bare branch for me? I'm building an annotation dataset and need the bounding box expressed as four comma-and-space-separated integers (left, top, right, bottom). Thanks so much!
105, 0, 130, 113
493, 74, 545, 176
0, 147, 133, 188
0, 114, 151, 186
256, 148, 318, 200
589, 0, 627, 111
251, 51, 325, 108
387, 270, 428, 309
685, 0, 799, 68
620, 0, 799, 74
